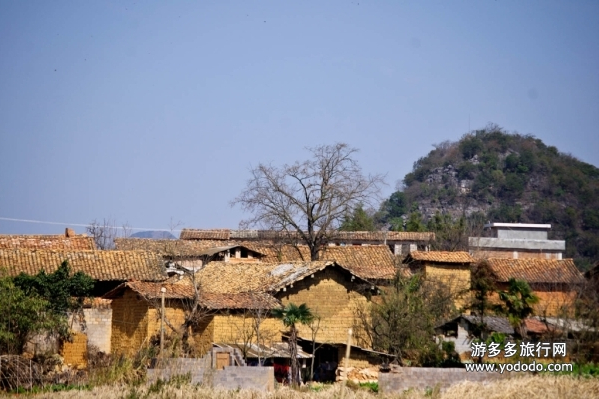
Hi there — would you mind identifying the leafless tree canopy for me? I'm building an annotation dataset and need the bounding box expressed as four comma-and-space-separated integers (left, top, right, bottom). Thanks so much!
232, 143, 385, 260
86, 218, 132, 250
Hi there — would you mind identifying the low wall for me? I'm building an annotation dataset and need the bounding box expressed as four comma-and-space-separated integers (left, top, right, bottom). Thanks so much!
147, 358, 274, 392
378, 367, 509, 393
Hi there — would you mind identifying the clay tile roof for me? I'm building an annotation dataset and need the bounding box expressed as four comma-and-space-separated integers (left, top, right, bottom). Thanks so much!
179, 229, 231, 240
237, 243, 398, 280
114, 239, 264, 258
0, 249, 167, 281
191, 261, 335, 294
407, 251, 475, 263
320, 246, 397, 280
115, 238, 224, 256
238, 242, 311, 263
333, 231, 435, 242
103, 281, 280, 309
180, 229, 435, 242
524, 318, 553, 335
0, 235, 96, 250
486, 258, 583, 285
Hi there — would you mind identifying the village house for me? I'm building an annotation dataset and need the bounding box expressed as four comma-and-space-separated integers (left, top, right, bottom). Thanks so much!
403, 251, 475, 310
178, 229, 434, 256
0, 247, 167, 366
435, 315, 515, 355
485, 258, 583, 317
103, 259, 390, 376
469, 223, 565, 260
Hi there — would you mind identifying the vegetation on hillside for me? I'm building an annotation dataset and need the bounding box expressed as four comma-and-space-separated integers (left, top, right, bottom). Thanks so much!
372, 124, 599, 270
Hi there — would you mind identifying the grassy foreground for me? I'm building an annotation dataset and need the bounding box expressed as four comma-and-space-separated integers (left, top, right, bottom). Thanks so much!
2, 375, 597, 399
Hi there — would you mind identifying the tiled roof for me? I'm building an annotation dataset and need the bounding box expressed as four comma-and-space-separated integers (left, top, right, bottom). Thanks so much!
0, 235, 96, 250
333, 231, 435, 242
0, 249, 167, 281
180, 229, 435, 242
238, 244, 398, 280
114, 238, 224, 256
239, 243, 311, 262
320, 246, 397, 280
103, 281, 281, 309
190, 261, 336, 294
407, 251, 475, 263
180, 229, 231, 240
486, 258, 583, 285
462, 315, 515, 335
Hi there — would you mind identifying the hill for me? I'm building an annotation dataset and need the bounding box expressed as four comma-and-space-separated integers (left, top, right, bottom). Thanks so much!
130, 231, 176, 239
378, 125, 599, 269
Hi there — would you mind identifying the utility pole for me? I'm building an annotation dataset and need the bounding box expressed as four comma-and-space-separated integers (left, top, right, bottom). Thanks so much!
160, 286, 166, 367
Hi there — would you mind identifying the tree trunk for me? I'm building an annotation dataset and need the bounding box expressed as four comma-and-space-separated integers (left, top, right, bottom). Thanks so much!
289, 326, 300, 386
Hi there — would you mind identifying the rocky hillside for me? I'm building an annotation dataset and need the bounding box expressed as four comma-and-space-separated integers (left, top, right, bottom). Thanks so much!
380, 125, 599, 269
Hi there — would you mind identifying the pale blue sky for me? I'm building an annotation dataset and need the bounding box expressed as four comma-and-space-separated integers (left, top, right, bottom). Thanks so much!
1, 1, 598, 235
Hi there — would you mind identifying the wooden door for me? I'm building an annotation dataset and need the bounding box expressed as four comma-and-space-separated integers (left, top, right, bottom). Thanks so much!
216, 352, 230, 370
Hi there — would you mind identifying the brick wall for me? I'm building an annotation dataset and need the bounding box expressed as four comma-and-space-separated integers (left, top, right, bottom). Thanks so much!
111, 289, 150, 356
338, 346, 380, 368
278, 268, 372, 347
425, 263, 471, 310
213, 366, 274, 391
147, 300, 187, 337
83, 308, 112, 353
61, 332, 87, 369
490, 286, 576, 318
147, 357, 274, 392
378, 367, 509, 393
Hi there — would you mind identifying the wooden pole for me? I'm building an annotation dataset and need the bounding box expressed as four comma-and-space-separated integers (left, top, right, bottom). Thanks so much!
340, 328, 352, 399
160, 287, 166, 368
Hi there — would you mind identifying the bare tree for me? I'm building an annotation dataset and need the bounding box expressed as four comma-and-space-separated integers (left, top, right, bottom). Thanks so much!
86, 218, 133, 249
307, 314, 324, 381
232, 143, 385, 260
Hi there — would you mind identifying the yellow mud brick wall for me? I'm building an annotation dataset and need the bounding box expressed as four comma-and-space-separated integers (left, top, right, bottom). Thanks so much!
278, 267, 372, 348
211, 313, 281, 344
61, 332, 87, 369
191, 316, 215, 356
147, 300, 187, 337
338, 346, 380, 368
488, 288, 576, 318
425, 263, 471, 310
531, 290, 576, 317
111, 290, 151, 356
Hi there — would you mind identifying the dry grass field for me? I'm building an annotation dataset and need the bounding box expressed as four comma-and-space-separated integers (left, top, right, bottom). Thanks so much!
2, 375, 597, 399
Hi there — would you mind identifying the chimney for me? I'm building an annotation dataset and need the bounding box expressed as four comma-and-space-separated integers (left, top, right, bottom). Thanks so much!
65, 228, 76, 237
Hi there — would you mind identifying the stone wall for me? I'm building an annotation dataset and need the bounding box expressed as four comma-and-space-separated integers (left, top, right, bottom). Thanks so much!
378, 367, 508, 393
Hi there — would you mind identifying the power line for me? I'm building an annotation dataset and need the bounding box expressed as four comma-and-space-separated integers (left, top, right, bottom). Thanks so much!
0, 216, 182, 232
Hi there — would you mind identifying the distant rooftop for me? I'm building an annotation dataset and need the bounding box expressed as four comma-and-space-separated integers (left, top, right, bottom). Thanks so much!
484, 223, 552, 230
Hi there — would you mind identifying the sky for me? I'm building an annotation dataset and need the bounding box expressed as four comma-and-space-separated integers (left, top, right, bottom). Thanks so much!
1, 1, 598, 235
